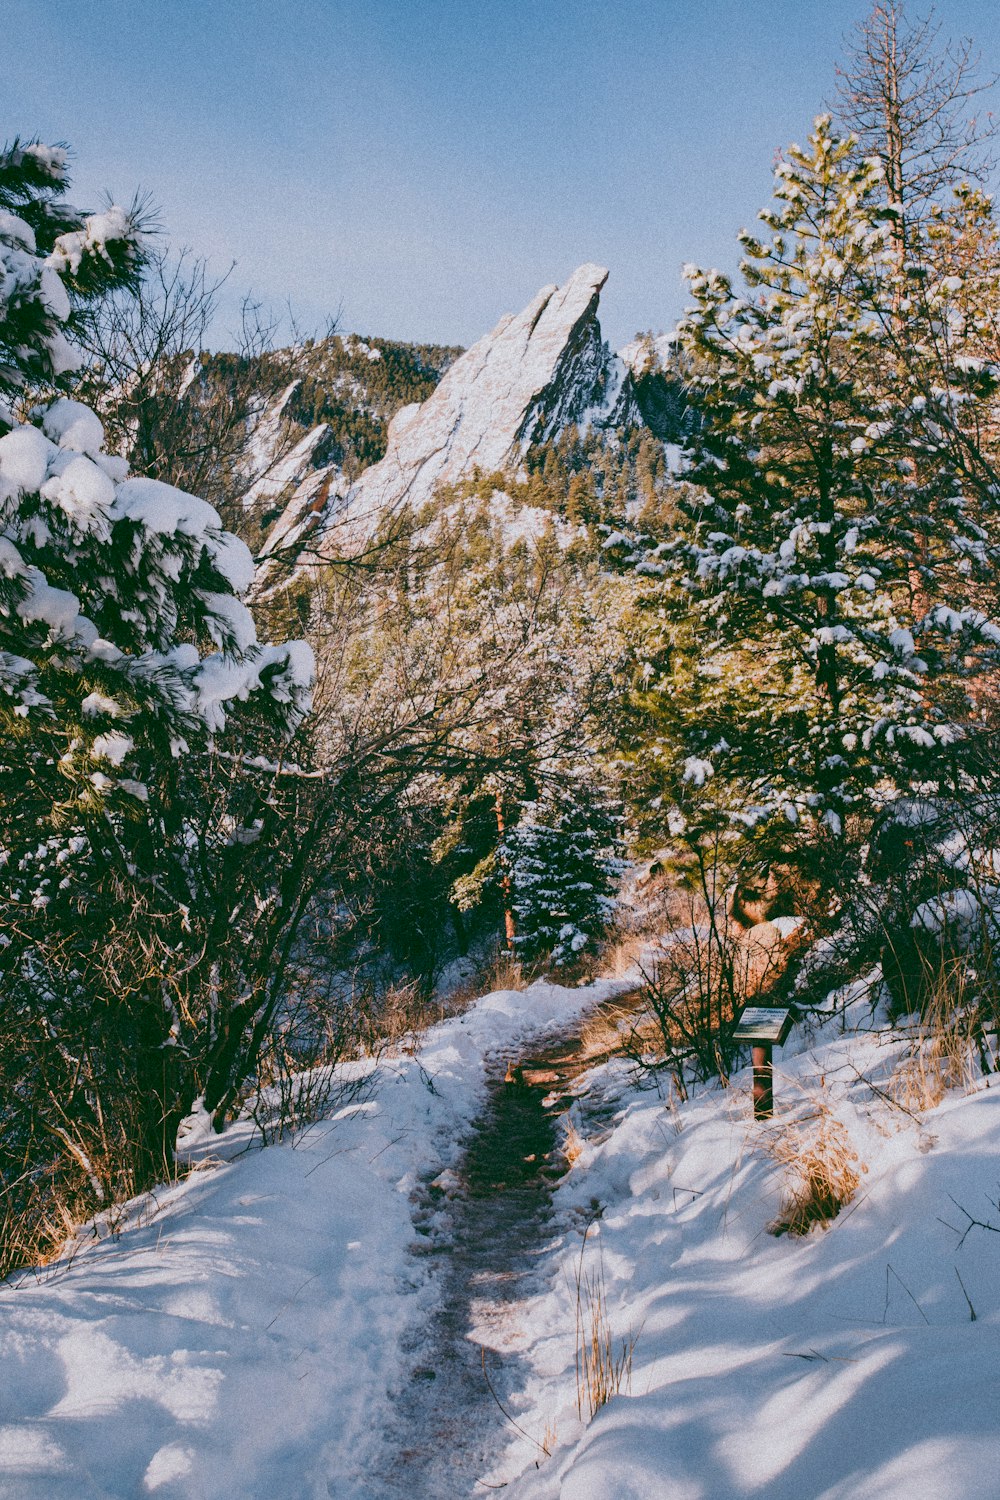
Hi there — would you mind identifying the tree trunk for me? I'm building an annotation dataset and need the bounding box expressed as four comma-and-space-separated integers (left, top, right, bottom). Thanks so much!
494, 793, 517, 950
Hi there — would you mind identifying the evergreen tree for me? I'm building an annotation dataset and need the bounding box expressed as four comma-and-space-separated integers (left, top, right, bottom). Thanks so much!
654, 116, 1000, 850
501, 770, 624, 964
0, 139, 142, 411
0, 141, 314, 1249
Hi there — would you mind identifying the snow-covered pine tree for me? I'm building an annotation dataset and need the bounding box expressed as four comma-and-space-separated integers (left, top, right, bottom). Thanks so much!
501, 769, 624, 964
654, 116, 1000, 852
0, 139, 144, 410
0, 142, 314, 1242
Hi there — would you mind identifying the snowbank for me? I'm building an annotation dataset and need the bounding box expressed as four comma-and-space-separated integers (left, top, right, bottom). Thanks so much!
501, 1030, 1000, 1499
6, 975, 998, 1499
0, 977, 629, 1499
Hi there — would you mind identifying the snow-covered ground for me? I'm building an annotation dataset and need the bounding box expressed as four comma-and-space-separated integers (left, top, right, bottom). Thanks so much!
501, 1027, 1000, 1500
3, 977, 1000, 1499
0, 978, 627, 1499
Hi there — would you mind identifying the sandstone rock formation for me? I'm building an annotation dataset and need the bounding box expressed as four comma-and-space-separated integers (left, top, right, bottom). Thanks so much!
258, 264, 640, 573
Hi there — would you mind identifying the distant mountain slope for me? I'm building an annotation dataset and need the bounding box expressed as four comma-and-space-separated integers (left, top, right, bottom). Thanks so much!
258, 264, 664, 575
222, 332, 463, 546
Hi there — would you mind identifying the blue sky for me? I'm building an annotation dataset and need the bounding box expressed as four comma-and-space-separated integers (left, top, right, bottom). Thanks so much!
5, 0, 999, 349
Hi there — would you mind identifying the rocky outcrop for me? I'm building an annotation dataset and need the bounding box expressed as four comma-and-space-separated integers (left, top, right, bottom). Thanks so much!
259, 264, 641, 571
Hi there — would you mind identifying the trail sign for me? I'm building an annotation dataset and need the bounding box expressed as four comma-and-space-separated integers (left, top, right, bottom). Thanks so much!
733, 1006, 795, 1120
733, 1006, 794, 1047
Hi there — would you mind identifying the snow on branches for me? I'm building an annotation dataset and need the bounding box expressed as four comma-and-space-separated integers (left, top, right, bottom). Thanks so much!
0, 139, 144, 411
651, 115, 1000, 837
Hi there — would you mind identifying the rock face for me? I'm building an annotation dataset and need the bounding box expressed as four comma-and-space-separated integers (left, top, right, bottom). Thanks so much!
259, 264, 640, 570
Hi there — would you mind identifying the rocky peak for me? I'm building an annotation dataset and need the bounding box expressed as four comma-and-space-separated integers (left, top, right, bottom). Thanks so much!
259, 264, 641, 570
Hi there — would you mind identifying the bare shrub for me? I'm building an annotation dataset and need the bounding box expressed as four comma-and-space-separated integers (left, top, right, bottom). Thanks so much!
626, 837, 801, 1097
244, 966, 388, 1145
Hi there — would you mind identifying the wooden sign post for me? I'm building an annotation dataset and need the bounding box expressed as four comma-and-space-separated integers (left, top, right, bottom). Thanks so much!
732, 1007, 794, 1120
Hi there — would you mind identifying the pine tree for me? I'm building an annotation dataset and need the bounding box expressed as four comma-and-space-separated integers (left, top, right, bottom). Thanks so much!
655, 116, 1000, 848
0, 141, 314, 1239
0, 139, 143, 411
501, 770, 624, 964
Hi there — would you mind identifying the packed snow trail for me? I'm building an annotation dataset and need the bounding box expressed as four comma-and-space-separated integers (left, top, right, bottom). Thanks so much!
8, 976, 999, 1499
371, 997, 637, 1497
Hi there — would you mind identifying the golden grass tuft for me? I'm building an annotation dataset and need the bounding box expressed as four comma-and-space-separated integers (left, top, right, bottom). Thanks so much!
560, 1121, 586, 1168
574, 1227, 639, 1419
891, 965, 981, 1113
577, 1002, 639, 1063
764, 1110, 866, 1237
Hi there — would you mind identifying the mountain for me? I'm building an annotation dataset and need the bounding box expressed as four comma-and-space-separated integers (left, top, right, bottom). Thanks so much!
229, 333, 462, 544
256, 264, 652, 574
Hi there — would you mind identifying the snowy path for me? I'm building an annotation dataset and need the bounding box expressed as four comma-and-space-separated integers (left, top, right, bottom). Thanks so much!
7, 983, 999, 1500
372, 1004, 634, 1496
0, 978, 634, 1499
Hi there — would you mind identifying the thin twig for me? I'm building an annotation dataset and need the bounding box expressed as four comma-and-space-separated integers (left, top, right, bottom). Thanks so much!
955, 1265, 977, 1322
479, 1345, 549, 1455
884, 1262, 929, 1325
845, 1062, 924, 1123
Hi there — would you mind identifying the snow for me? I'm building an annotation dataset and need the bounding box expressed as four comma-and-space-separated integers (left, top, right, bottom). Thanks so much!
47, 205, 133, 277
41, 399, 105, 458
41, 455, 116, 534
911, 887, 996, 937
206, 531, 256, 595
682, 756, 714, 787
198, 591, 258, 654
5, 968, 1000, 1498
0, 426, 55, 500
0, 976, 631, 1499
17, 569, 88, 641
91, 731, 134, 766
1, 924, 1000, 1500
502, 1030, 1000, 1499
112, 477, 221, 539
21, 144, 67, 178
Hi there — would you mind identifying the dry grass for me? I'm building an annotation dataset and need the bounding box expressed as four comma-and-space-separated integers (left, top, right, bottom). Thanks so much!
891, 965, 981, 1113
371, 977, 444, 1044
577, 1001, 640, 1063
487, 950, 529, 993
601, 930, 649, 979
442, 949, 529, 1013
574, 1226, 639, 1420
0, 1189, 79, 1279
560, 1120, 586, 1168
764, 1108, 867, 1237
